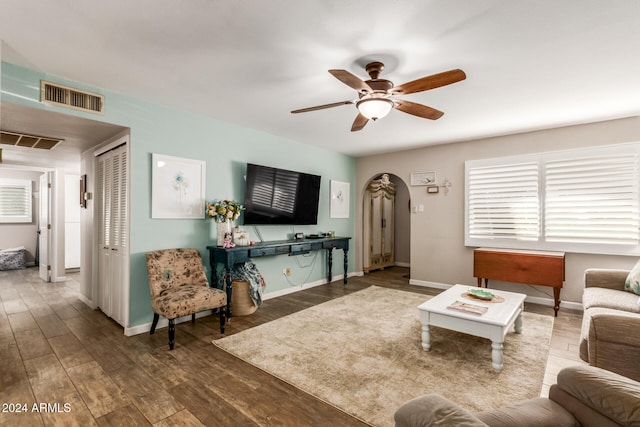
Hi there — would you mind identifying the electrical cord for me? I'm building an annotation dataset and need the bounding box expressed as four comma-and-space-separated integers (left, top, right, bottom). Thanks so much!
284, 251, 319, 287
253, 225, 263, 243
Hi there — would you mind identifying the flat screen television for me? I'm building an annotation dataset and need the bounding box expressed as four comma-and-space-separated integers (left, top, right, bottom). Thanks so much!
244, 163, 321, 225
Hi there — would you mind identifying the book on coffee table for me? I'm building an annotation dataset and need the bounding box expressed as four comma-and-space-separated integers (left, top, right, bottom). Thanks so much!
447, 300, 488, 315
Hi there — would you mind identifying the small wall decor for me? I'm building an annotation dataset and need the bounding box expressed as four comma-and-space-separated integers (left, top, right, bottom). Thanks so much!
79, 174, 87, 208
330, 180, 350, 218
441, 178, 452, 195
152, 153, 206, 219
410, 172, 436, 186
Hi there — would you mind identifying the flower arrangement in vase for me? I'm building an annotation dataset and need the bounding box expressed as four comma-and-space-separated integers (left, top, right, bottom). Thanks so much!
206, 199, 245, 246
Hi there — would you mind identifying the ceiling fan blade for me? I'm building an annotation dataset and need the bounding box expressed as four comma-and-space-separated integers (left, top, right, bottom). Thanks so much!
393, 69, 466, 95
351, 113, 369, 132
291, 100, 354, 114
395, 100, 444, 120
329, 69, 372, 93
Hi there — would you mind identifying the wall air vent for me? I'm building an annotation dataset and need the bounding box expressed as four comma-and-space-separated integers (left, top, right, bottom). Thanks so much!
40, 80, 104, 115
0, 130, 63, 150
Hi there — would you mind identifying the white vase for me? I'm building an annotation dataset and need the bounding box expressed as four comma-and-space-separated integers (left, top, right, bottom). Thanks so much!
216, 221, 232, 247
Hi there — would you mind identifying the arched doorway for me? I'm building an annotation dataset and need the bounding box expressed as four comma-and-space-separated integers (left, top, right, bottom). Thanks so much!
362, 172, 411, 274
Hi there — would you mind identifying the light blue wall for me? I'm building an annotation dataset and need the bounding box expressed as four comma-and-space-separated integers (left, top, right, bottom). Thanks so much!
2, 62, 356, 328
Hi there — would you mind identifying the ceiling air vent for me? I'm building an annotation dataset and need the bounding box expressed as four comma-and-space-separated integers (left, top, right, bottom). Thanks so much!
40, 80, 104, 114
0, 131, 63, 150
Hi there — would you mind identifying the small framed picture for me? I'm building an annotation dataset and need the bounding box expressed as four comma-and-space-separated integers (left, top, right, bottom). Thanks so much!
330, 180, 350, 218
410, 172, 436, 186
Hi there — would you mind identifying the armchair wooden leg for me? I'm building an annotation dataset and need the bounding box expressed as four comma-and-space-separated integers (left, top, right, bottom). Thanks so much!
168, 318, 175, 350
150, 313, 159, 334
192, 313, 196, 323
219, 308, 226, 334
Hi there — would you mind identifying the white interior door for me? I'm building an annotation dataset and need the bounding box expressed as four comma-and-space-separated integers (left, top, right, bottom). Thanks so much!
97, 154, 112, 316
38, 172, 52, 282
109, 147, 127, 324
96, 142, 129, 326
64, 174, 81, 269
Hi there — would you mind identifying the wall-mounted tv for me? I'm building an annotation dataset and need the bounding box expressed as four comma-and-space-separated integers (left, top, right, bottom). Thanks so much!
244, 163, 321, 225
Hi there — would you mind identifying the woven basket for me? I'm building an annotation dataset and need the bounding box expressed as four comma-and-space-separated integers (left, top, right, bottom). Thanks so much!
229, 279, 257, 316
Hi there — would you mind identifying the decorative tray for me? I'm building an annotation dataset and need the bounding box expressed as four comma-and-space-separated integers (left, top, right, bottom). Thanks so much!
467, 288, 495, 300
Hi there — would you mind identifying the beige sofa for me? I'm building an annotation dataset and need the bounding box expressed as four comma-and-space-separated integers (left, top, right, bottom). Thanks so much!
394, 365, 640, 427
580, 268, 640, 381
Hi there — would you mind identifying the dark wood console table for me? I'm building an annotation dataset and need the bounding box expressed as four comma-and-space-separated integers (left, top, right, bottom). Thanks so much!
207, 236, 350, 317
473, 248, 565, 316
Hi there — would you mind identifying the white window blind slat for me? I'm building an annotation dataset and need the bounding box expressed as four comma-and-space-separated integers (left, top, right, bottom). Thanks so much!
0, 179, 32, 223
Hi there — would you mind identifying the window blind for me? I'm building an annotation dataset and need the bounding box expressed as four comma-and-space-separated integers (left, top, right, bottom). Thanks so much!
465, 142, 640, 255
467, 162, 540, 241
545, 153, 640, 245
0, 179, 32, 223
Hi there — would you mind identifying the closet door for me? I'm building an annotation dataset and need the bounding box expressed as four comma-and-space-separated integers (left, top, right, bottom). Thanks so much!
96, 143, 128, 326
111, 147, 128, 325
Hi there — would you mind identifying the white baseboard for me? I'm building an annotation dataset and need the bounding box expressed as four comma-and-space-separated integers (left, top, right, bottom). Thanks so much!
264, 271, 362, 300
409, 279, 452, 290
263, 278, 328, 300
409, 279, 584, 311
394, 262, 410, 268
78, 294, 97, 310
125, 311, 212, 337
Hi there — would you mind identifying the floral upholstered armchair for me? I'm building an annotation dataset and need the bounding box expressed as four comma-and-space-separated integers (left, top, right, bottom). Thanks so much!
146, 248, 227, 350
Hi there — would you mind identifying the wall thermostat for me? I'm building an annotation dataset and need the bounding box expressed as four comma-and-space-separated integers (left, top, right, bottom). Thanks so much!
427, 185, 439, 194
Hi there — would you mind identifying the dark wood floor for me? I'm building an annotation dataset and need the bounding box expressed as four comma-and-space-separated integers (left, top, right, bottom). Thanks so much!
0, 266, 584, 426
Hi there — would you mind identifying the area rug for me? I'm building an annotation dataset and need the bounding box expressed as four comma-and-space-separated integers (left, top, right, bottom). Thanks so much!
213, 286, 554, 427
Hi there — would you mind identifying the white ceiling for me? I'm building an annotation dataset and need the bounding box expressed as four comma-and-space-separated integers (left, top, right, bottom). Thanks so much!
1, 0, 639, 158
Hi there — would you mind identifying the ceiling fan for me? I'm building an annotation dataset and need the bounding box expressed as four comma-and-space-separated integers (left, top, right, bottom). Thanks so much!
291, 61, 466, 132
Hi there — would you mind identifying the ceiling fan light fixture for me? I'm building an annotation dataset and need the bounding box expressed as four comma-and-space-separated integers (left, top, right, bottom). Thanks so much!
356, 98, 394, 121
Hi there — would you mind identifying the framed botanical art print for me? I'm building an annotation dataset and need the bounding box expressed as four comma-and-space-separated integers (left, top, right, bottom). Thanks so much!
151, 153, 206, 219
330, 180, 350, 218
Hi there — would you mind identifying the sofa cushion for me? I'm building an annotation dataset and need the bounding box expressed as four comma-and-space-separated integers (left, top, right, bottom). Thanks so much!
151, 285, 226, 319
582, 287, 640, 313
476, 397, 578, 427
394, 394, 488, 427
625, 259, 640, 295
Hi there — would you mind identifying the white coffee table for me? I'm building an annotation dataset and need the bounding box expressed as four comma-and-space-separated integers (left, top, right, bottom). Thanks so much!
418, 284, 526, 372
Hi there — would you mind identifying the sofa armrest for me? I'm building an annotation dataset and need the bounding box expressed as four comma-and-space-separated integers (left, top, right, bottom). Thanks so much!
394, 394, 488, 427
584, 268, 629, 290
549, 384, 620, 427
588, 313, 640, 381
555, 365, 640, 425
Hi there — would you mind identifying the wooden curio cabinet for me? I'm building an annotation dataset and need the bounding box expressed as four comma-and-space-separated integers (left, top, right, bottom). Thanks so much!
364, 174, 395, 272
